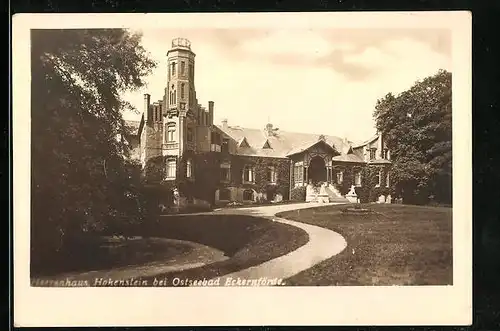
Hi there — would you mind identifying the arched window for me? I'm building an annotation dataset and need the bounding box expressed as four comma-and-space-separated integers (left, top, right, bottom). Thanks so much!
243, 189, 254, 201
186, 159, 193, 178
219, 188, 230, 201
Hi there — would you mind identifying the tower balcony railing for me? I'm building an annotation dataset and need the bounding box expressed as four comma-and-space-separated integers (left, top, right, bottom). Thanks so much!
172, 38, 191, 50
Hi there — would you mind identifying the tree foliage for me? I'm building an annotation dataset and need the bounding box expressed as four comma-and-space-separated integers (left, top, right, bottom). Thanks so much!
31, 29, 156, 272
373, 70, 452, 205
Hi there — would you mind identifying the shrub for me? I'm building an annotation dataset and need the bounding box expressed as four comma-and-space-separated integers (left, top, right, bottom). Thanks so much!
290, 186, 306, 201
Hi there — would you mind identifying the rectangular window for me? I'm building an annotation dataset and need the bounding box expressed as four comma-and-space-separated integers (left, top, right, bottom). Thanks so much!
186, 159, 193, 178
166, 124, 176, 142
189, 64, 193, 78
243, 166, 254, 183
171, 62, 176, 76
267, 166, 277, 183
187, 127, 193, 142
220, 163, 231, 182
166, 160, 176, 179
370, 148, 377, 160
377, 169, 382, 187
355, 172, 362, 186
181, 61, 185, 75
181, 83, 185, 99
336, 171, 344, 184
386, 171, 390, 187
383, 149, 389, 159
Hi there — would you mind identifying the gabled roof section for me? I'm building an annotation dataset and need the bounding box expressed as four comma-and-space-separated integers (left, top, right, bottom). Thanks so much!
262, 140, 272, 149
238, 137, 250, 148
352, 134, 379, 149
286, 139, 337, 157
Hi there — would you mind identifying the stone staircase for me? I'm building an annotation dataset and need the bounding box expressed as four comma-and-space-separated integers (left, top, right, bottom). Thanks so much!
306, 183, 350, 204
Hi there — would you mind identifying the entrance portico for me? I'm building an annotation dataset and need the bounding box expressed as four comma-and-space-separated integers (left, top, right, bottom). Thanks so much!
288, 139, 338, 187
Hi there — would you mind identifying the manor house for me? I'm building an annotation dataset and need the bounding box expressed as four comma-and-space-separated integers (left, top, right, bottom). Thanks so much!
126, 38, 392, 207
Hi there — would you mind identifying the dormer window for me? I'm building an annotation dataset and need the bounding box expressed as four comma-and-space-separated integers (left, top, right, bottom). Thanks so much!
239, 137, 250, 148
370, 148, 377, 160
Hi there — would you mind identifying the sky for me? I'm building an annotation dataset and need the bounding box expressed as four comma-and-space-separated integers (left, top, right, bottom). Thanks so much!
121, 27, 451, 143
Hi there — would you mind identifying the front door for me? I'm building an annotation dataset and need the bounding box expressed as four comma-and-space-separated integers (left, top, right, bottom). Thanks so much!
308, 156, 327, 185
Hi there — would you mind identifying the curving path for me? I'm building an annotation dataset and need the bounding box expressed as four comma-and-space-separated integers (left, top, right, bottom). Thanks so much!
200, 202, 348, 285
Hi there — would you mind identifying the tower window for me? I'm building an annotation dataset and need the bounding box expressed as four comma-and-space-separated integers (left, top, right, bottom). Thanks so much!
181, 61, 185, 75
187, 127, 193, 142
181, 83, 185, 99
166, 123, 176, 142
171, 62, 176, 76
173, 90, 176, 104
189, 64, 193, 78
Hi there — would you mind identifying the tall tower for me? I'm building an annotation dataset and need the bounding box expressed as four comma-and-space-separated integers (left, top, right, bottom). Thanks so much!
164, 38, 196, 156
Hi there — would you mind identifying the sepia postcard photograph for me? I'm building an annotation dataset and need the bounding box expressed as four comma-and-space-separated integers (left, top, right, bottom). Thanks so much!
13, 11, 472, 327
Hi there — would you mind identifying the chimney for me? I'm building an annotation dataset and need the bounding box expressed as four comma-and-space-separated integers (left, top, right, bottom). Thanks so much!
144, 93, 151, 122
208, 101, 214, 125
265, 123, 273, 136
222, 118, 228, 130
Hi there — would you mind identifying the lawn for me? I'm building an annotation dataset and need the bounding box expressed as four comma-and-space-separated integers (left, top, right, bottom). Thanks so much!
140, 214, 309, 283
32, 214, 309, 282
276, 203, 453, 286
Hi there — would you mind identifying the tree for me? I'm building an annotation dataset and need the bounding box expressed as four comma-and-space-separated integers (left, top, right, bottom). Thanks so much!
373, 70, 452, 205
30, 29, 156, 272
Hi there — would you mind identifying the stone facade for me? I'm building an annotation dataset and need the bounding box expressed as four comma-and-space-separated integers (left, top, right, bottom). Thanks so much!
129, 38, 393, 208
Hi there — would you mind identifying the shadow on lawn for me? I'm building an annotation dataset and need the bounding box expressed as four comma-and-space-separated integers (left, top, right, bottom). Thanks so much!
140, 214, 309, 283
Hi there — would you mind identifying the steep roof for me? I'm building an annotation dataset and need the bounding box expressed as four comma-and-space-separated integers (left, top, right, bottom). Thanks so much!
217, 125, 354, 159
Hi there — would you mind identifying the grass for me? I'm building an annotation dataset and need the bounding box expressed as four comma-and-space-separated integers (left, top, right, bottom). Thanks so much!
33, 214, 309, 282
140, 214, 309, 283
276, 203, 453, 286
